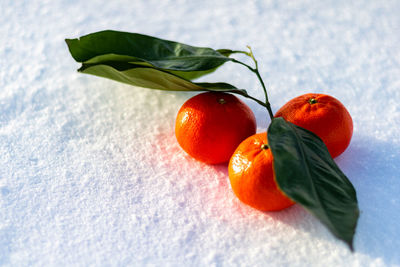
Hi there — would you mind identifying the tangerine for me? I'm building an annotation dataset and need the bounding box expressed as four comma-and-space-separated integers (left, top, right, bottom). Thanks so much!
175, 92, 256, 164
228, 132, 295, 211
275, 93, 353, 158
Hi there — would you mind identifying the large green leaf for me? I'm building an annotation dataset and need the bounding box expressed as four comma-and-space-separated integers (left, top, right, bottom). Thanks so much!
78, 53, 222, 81
79, 53, 222, 80
65, 30, 233, 80
79, 62, 244, 93
267, 117, 359, 251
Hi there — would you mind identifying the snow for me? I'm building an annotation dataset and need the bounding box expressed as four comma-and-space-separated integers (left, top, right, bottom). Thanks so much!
1, 0, 400, 266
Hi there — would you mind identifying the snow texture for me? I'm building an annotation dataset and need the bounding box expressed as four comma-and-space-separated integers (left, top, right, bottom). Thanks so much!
1, 0, 400, 266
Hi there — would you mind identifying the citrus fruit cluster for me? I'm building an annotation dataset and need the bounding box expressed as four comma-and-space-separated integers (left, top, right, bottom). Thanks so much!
176, 92, 353, 211
66, 30, 359, 249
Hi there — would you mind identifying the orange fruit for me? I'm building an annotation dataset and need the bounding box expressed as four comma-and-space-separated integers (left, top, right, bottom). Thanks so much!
175, 92, 257, 164
275, 93, 353, 158
228, 132, 295, 211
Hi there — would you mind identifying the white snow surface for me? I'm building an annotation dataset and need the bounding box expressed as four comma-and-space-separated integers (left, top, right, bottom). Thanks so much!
1, 0, 400, 266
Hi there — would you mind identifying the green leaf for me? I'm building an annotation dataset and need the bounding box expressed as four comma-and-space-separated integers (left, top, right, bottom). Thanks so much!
81, 53, 221, 80
168, 69, 218, 81
78, 62, 245, 93
81, 54, 144, 65
65, 30, 233, 80
267, 117, 359, 251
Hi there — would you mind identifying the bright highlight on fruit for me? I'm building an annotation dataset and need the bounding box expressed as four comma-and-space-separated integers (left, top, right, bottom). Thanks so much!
175, 92, 257, 164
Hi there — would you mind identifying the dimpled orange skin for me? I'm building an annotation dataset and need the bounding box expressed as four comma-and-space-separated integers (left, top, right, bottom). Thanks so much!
275, 93, 353, 158
228, 132, 295, 211
175, 92, 257, 164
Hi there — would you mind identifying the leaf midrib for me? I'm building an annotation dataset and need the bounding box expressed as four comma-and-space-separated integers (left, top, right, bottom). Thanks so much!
68, 40, 231, 63
149, 55, 231, 61
288, 122, 337, 233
